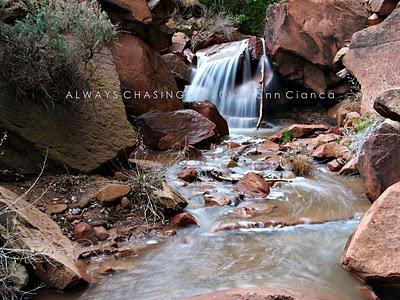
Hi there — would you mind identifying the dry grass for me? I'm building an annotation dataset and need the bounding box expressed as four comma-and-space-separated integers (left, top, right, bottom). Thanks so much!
288, 154, 313, 176
340, 91, 362, 113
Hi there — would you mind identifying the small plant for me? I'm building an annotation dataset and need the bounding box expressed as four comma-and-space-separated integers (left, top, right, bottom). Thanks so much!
353, 115, 374, 133
288, 154, 312, 176
0, 0, 117, 104
282, 129, 293, 145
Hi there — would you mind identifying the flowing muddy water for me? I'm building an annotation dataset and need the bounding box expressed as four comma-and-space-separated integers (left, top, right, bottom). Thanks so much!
72, 130, 370, 300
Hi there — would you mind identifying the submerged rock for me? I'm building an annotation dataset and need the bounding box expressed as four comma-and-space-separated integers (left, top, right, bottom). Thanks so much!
178, 167, 198, 183
342, 181, 400, 285
0, 187, 89, 290
358, 119, 400, 201
171, 212, 198, 227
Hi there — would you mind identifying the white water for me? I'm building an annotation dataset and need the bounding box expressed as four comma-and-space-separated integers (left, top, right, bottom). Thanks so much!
184, 39, 273, 129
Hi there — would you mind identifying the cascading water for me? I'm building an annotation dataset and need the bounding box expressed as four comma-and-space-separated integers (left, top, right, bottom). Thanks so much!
184, 38, 274, 128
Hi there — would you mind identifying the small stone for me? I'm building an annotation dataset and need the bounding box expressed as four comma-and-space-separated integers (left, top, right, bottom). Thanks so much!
226, 141, 240, 149
114, 247, 136, 259
177, 167, 198, 183
204, 194, 232, 207
113, 171, 129, 181
74, 222, 97, 245
46, 203, 68, 214
327, 159, 342, 172
171, 212, 198, 227
234, 207, 257, 218
234, 173, 271, 198
368, 13, 382, 26
121, 197, 130, 208
226, 160, 238, 168
93, 226, 110, 241
96, 184, 131, 204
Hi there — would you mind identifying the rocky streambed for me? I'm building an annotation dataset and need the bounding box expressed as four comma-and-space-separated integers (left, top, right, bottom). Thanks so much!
46, 128, 373, 300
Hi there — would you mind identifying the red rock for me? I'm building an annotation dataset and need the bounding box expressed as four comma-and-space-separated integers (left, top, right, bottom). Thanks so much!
193, 33, 229, 52
121, 197, 130, 208
74, 222, 97, 245
247, 36, 263, 62
342, 181, 400, 285
46, 203, 68, 214
373, 88, 400, 122
370, 0, 399, 16
177, 167, 198, 183
226, 141, 240, 149
147, 0, 176, 26
0, 187, 89, 290
274, 124, 330, 141
343, 112, 360, 128
169, 32, 190, 54
327, 159, 342, 172
162, 53, 192, 89
339, 157, 359, 176
368, 13, 382, 26
260, 140, 280, 152
343, 9, 400, 113
171, 212, 198, 227
96, 184, 131, 203
114, 247, 136, 259
185, 287, 337, 300
358, 119, 400, 201
145, 24, 173, 52
310, 133, 341, 149
234, 173, 271, 198
326, 126, 343, 136
313, 142, 349, 160
265, 0, 369, 93
102, 0, 152, 24
234, 207, 257, 218
111, 34, 182, 117
138, 109, 217, 150
355, 286, 380, 300
204, 194, 232, 207
93, 226, 110, 241
184, 100, 229, 138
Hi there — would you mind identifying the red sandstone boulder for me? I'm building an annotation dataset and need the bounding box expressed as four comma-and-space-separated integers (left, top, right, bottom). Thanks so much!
138, 109, 217, 150
271, 124, 330, 142
247, 36, 264, 62
234, 173, 271, 198
184, 100, 229, 138
313, 142, 349, 160
343, 8, 400, 113
342, 181, 400, 285
161, 53, 192, 89
264, 0, 369, 93
204, 194, 233, 207
169, 32, 190, 54
147, 0, 177, 26
96, 183, 131, 204
74, 222, 98, 245
358, 119, 400, 201
145, 24, 173, 52
171, 212, 198, 227
373, 88, 400, 122
0, 187, 89, 290
370, 0, 399, 16
177, 167, 198, 183
310, 133, 341, 149
111, 34, 183, 116
339, 157, 359, 176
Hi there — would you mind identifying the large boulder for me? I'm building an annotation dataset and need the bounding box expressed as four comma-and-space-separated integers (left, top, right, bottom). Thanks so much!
161, 53, 192, 90
111, 34, 183, 117
374, 88, 400, 122
138, 109, 218, 150
0, 187, 89, 290
0, 49, 137, 175
370, 0, 399, 16
358, 119, 400, 201
343, 8, 400, 113
342, 181, 400, 285
184, 100, 229, 138
264, 0, 369, 93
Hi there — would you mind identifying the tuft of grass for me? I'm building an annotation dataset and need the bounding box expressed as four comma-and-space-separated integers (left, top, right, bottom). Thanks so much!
282, 129, 293, 145
288, 154, 312, 176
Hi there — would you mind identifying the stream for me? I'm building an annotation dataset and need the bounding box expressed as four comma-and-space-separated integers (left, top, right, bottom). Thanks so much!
68, 129, 370, 300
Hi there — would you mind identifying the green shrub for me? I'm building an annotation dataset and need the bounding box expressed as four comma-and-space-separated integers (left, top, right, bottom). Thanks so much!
199, 0, 279, 35
0, 0, 117, 104
282, 129, 293, 144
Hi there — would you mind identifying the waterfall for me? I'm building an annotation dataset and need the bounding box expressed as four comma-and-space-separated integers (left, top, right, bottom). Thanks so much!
184, 39, 273, 129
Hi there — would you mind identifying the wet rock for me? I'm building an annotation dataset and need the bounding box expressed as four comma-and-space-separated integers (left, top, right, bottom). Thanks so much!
46, 203, 68, 214
355, 286, 380, 300
74, 222, 98, 245
327, 159, 343, 172
184, 100, 229, 138
264, 0, 369, 93
169, 32, 190, 54
343, 8, 400, 113
373, 88, 400, 122
260, 140, 281, 152
178, 167, 198, 183
204, 194, 233, 207
234, 173, 271, 198
370, 0, 399, 16
145, 24, 173, 51
272, 124, 330, 142
162, 53, 192, 89
185, 287, 337, 300
358, 119, 400, 201
114, 246, 136, 259
111, 34, 182, 117
234, 207, 257, 218
226, 141, 241, 149
342, 181, 400, 285
247, 36, 263, 62
192, 33, 229, 52
138, 109, 217, 150
171, 212, 198, 227
94, 226, 110, 241
310, 134, 341, 149
0, 49, 136, 175
0, 187, 89, 290
153, 182, 188, 216
339, 157, 359, 176
313, 142, 349, 160
96, 184, 131, 204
